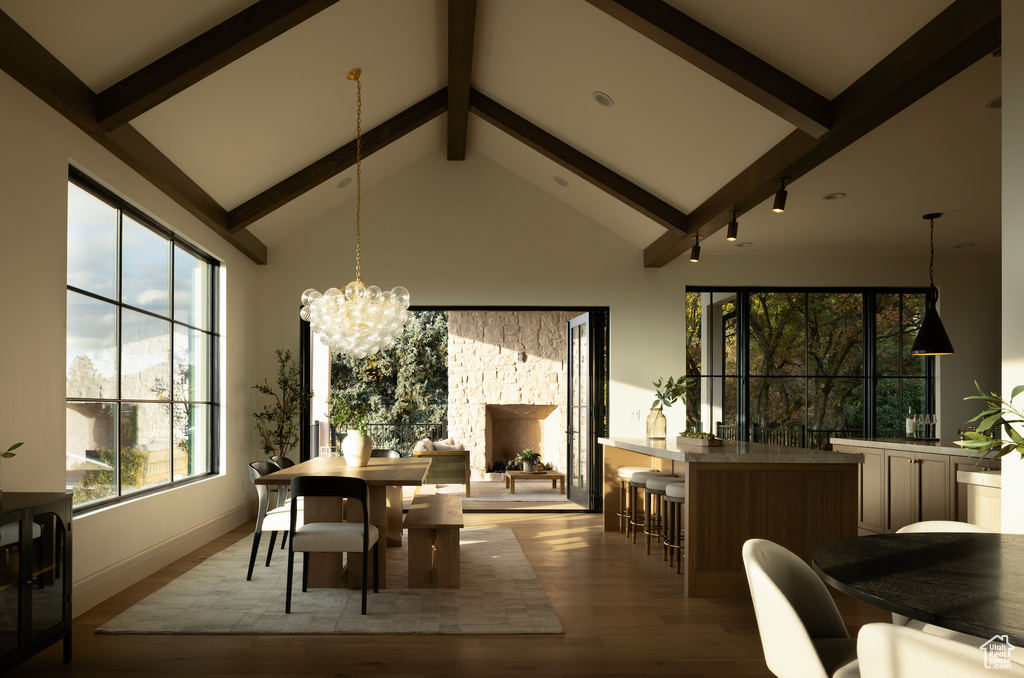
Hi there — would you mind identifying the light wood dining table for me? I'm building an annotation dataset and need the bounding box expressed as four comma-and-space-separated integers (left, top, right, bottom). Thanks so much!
254, 456, 431, 589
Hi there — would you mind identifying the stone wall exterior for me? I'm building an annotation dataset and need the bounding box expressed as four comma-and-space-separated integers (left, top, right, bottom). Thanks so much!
447, 310, 578, 478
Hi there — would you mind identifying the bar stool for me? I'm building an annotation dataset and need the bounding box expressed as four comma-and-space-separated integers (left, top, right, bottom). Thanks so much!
616, 466, 650, 535
644, 475, 679, 557
663, 481, 686, 573
628, 471, 671, 544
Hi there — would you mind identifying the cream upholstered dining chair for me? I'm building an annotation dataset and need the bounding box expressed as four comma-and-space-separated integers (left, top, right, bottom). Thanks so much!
891, 521, 994, 631
857, 622, 1024, 677
286, 475, 379, 615
742, 538, 859, 678
246, 460, 303, 580
269, 455, 297, 505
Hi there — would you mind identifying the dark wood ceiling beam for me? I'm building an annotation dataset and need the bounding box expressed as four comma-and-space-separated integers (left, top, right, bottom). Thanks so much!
228, 89, 448, 232
0, 9, 267, 264
643, 0, 1000, 267
447, 0, 477, 160
96, 0, 340, 130
470, 89, 688, 233
586, 0, 831, 137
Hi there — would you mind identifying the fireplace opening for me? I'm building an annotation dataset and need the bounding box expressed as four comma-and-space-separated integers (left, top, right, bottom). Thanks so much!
485, 404, 559, 474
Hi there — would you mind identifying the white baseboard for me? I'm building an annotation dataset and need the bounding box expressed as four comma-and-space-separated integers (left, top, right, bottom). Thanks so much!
72, 502, 254, 617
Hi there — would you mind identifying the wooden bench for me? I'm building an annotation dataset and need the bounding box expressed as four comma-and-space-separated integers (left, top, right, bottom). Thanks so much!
402, 494, 464, 588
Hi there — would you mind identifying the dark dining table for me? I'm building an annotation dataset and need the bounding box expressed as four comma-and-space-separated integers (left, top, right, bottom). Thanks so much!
812, 532, 1024, 647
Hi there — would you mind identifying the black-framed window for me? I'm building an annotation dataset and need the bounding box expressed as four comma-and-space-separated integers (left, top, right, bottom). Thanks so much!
66, 168, 219, 510
685, 288, 933, 449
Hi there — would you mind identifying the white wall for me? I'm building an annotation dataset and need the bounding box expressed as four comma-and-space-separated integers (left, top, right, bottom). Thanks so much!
259, 150, 1000, 442
1002, 0, 1024, 533
0, 70, 263, 613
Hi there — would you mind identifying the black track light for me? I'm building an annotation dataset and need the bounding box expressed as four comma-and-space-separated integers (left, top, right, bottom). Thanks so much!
690, 235, 701, 263
772, 178, 788, 213
910, 213, 954, 355
726, 210, 739, 241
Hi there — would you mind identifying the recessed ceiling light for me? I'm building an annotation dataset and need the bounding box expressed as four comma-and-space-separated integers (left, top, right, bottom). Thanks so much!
986, 96, 1002, 109
592, 91, 614, 107
735, 241, 754, 248
553, 176, 569, 187
953, 242, 975, 249
821, 192, 847, 201
336, 177, 353, 188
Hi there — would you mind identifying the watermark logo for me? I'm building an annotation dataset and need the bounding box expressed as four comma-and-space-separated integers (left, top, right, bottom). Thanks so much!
981, 635, 1017, 670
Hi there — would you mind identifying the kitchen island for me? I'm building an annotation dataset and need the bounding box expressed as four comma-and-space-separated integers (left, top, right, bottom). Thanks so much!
600, 437, 862, 597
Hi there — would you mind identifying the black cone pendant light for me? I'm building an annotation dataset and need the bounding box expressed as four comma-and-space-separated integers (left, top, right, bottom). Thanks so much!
910, 213, 954, 356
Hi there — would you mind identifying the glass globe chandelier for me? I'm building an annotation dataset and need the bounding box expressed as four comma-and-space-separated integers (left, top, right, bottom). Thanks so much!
300, 68, 410, 358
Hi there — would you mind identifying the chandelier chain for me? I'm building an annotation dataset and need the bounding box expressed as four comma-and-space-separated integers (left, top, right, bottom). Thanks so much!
354, 71, 362, 283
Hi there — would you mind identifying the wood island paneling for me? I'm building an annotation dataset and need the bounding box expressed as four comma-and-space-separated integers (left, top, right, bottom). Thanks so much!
600, 438, 860, 597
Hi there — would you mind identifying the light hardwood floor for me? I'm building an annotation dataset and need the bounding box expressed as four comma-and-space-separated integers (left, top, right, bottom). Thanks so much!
9, 512, 889, 678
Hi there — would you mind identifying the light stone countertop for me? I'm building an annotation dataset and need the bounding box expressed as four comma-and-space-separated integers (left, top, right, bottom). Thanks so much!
957, 468, 1002, 488
599, 437, 863, 464
829, 437, 987, 459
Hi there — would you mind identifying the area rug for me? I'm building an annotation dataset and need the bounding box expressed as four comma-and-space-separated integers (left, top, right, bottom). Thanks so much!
96, 527, 562, 635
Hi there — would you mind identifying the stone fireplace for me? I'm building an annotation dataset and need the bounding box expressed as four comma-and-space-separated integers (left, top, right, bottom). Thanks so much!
446, 310, 577, 479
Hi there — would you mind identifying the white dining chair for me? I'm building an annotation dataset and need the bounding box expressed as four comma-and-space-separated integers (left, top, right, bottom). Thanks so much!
857, 622, 1024, 677
742, 538, 859, 678
246, 460, 303, 580
286, 475, 379, 615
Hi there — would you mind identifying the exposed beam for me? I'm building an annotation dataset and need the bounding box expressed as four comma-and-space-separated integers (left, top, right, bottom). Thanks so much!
228, 89, 448, 232
644, 0, 1000, 267
96, 0, 340, 130
447, 0, 477, 160
0, 9, 267, 264
586, 0, 832, 137
470, 89, 688, 233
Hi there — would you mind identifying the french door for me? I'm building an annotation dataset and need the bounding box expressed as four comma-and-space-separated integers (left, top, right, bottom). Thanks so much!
567, 312, 604, 509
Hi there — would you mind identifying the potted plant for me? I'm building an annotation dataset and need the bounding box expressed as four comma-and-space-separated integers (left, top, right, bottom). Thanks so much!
648, 376, 692, 439
955, 382, 1024, 459
0, 442, 23, 498
676, 429, 723, 449
252, 349, 313, 462
328, 392, 373, 467
516, 449, 541, 473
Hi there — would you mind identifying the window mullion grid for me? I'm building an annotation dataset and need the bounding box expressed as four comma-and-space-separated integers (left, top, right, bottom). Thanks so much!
803, 293, 809, 449
737, 292, 750, 443
864, 292, 876, 439
116, 208, 124, 499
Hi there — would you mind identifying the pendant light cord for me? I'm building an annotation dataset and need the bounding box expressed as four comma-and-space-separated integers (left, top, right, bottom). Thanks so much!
929, 216, 935, 286
349, 68, 363, 283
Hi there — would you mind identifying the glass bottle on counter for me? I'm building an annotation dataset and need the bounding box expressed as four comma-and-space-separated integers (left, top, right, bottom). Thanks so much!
905, 408, 916, 438
646, 408, 667, 439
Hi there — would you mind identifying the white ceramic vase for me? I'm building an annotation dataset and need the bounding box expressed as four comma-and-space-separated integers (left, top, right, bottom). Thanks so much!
522, 461, 533, 473
341, 430, 372, 467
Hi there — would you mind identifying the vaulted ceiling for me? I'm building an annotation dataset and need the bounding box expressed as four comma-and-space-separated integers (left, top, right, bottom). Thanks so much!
0, 0, 1001, 267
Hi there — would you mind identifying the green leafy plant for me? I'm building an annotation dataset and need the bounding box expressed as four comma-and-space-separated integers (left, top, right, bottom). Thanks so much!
516, 448, 541, 464
2, 442, 23, 459
652, 376, 692, 409
328, 392, 371, 435
678, 430, 716, 441
253, 349, 313, 459
955, 381, 1024, 459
